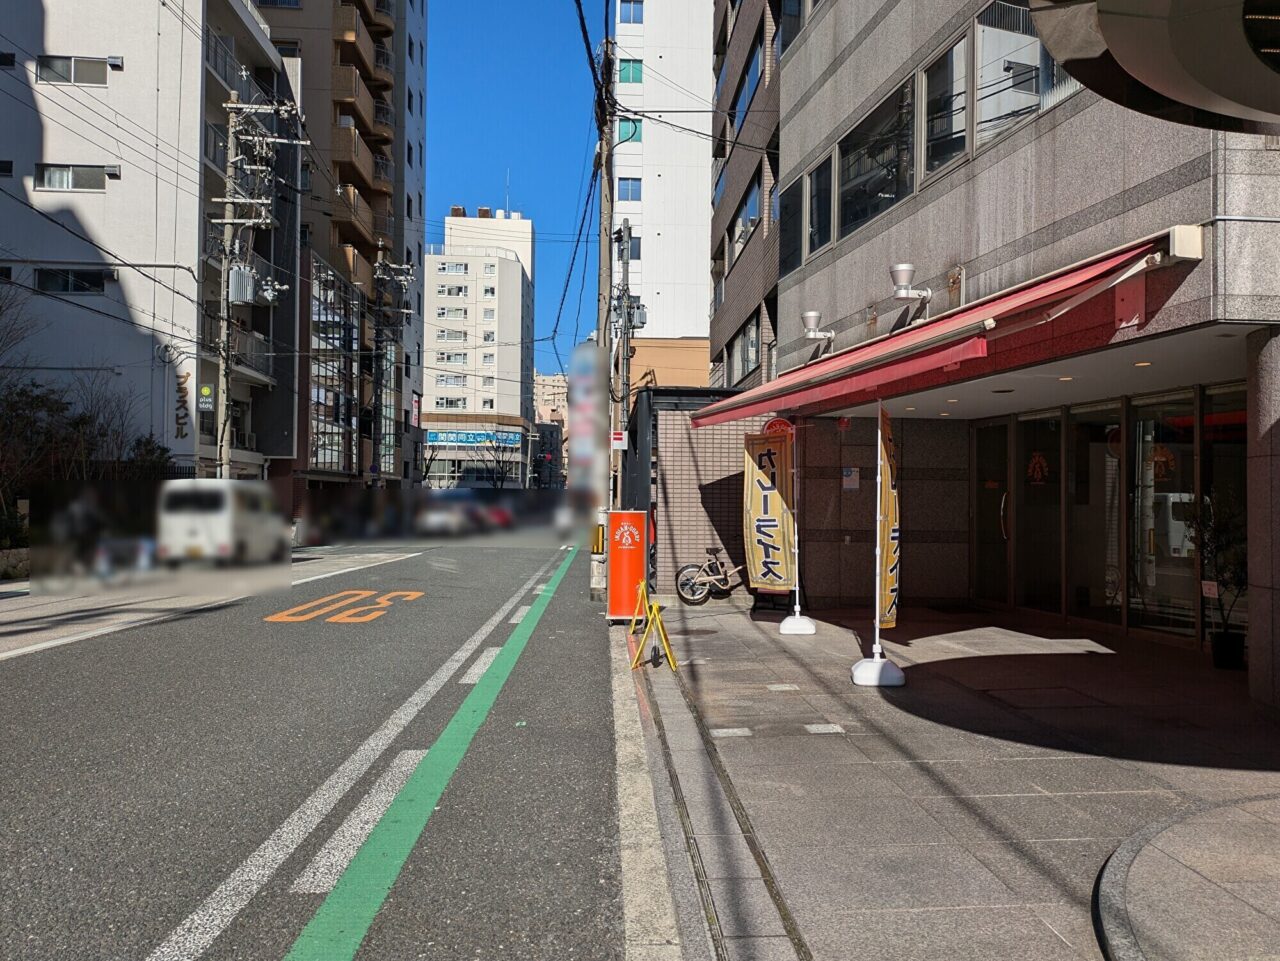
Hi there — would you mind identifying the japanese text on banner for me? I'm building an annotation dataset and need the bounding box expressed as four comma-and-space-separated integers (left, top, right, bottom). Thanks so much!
743, 433, 796, 593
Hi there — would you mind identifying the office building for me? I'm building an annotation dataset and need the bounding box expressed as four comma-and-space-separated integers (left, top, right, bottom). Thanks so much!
0, 0, 301, 486
613, 0, 714, 341
691, 0, 1280, 710
709, 0, 779, 390
422, 207, 535, 489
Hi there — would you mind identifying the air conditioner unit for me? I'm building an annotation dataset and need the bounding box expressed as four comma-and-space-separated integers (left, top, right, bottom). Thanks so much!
107, 56, 124, 70
103, 165, 121, 179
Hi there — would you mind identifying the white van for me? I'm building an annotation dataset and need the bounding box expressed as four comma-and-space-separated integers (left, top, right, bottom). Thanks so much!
156, 479, 290, 567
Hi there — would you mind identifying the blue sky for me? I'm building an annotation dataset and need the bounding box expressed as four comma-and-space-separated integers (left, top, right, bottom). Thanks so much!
425, 0, 602, 377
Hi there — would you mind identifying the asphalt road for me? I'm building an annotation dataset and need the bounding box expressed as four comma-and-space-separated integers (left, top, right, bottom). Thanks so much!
0, 531, 623, 961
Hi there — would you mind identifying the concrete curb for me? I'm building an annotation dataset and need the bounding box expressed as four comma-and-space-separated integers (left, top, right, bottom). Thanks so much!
1093, 791, 1280, 961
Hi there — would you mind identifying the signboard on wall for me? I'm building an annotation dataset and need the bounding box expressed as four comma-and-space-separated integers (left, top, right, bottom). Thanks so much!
425, 429, 522, 447
410, 394, 420, 429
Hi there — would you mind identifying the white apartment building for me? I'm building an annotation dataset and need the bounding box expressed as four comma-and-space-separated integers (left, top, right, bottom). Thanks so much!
613, 0, 713, 339
421, 207, 535, 488
0, 0, 300, 479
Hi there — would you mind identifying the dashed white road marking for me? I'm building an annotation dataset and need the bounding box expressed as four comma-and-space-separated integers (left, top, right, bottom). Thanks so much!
767, 683, 800, 692
508, 605, 531, 625
143, 553, 559, 961
459, 647, 501, 685
291, 552, 424, 585
290, 750, 428, 894
804, 723, 845, 735
710, 728, 753, 738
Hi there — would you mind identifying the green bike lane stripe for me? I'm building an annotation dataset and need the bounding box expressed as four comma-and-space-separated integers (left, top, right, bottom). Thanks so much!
283, 546, 578, 961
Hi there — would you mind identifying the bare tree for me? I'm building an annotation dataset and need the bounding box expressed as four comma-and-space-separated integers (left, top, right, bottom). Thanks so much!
422, 443, 442, 488
480, 439, 520, 490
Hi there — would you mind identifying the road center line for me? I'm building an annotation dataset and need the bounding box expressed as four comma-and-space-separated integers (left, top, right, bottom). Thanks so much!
508, 604, 531, 624
459, 647, 501, 685
282, 547, 579, 961
290, 750, 428, 894
143, 552, 559, 961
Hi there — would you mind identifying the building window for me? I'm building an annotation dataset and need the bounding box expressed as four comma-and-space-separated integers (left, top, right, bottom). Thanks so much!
727, 313, 761, 384
483, 330, 495, 343
713, 165, 726, 209
300, 222, 311, 246
618, 176, 642, 202
837, 79, 914, 240
436, 351, 467, 364
0, 160, 11, 178
435, 396, 467, 410
437, 306, 467, 320
438, 261, 467, 274
436, 373, 467, 387
807, 159, 832, 253
618, 118, 642, 144
482, 352, 495, 365
924, 37, 968, 173
36, 56, 108, 86
728, 172, 761, 266
729, 30, 762, 131
35, 268, 109, 294
482, 398, 495, 410
778, 180, 803, 276
779, 0, 805, 55
273, 41, 301, 58
483, 375, 495, 387
483, 307, 496, 321
975, 0, 1081, 147
0, 266, 10, 282
620, 0, 644, 24
627, 234, 642, 261
619, 58, 643, 83
35, 164, 108, 191
0, 53, 15, 70
436, 329, 467, 341
436, 284, 468, 297
483, 285, 496, 298
407, 144, 414, 168
484, 262, 496, 275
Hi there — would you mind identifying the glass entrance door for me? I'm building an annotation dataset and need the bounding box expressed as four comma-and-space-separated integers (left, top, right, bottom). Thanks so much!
974, 422, 1009, 605
1015, 413, 1063, 613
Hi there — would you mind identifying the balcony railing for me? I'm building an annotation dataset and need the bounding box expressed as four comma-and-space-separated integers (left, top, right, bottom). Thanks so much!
198, 317, 273, 379
203, 121, 228, 171
335, 184, 375, 244
375, 0, 395, 17
204, 31, 271, 104
373, 214, 395, 242
374, 99, 394, 129
334, 4, 376, 76
332, 64, 375, 131
332, 124, 375, 187
375, 42, 394, 73
373, 154, 394, 186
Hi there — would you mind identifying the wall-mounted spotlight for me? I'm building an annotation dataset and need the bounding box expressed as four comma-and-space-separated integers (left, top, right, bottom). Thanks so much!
802, 310, 834, 343
890, 263, 932, 305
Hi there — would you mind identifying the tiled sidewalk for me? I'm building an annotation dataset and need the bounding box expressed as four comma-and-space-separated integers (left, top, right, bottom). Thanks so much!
644, 598, 1280, 961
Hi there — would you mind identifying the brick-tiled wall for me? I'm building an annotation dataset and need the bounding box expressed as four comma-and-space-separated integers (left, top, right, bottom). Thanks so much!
652, 409, 767, 592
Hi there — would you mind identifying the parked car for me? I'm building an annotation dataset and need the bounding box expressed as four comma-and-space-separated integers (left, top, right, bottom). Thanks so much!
156, 479, 290, 567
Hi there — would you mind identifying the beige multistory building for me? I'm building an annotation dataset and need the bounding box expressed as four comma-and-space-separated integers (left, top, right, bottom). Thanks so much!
421, 207, 535, 489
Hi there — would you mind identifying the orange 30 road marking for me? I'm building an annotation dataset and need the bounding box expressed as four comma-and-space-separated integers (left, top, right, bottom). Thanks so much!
264, 590, 424, 624
327, 591, 424, 624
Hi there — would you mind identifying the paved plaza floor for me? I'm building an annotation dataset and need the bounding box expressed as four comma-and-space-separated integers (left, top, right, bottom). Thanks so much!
629, 599, 1280, 961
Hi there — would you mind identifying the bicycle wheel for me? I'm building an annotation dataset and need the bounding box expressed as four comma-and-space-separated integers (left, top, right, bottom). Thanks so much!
676, 564, 711, 605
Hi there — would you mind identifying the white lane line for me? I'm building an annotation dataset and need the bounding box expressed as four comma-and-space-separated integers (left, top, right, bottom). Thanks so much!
0, 553, 425, 663
767, 683, 800, 692
710, 728, 753, 738
143, 553, 559, 961
290, 750, 428, 894
458, 647, 501, 685
508, 604, 531, 625
290, 552, 424, 585
804, 723, 845, 735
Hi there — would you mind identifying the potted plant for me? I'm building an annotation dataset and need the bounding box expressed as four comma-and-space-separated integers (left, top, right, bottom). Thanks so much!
1187, 484, 1248, 669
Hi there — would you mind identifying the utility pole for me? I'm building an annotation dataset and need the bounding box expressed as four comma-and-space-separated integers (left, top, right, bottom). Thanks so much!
591, 35, 615, 598
216, 94, 240, 480
617, 218, 632, 436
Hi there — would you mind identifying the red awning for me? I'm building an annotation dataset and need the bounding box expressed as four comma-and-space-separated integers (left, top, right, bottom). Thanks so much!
692, 240, 1161, 428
